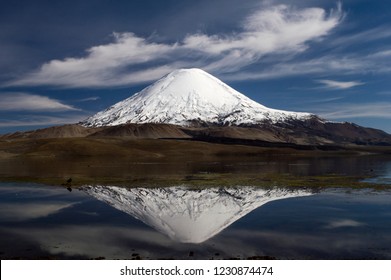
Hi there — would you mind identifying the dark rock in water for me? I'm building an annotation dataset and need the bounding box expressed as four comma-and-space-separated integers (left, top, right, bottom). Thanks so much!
247, 255, 277, 260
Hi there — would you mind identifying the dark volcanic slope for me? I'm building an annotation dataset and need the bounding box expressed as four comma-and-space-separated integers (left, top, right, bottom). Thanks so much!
1, 119, 391, 148
182, 117, 391, 147
0, 124, 103, 139
279, 117, 391, 146
88, 123, 191, 139
0, 123, 190, 140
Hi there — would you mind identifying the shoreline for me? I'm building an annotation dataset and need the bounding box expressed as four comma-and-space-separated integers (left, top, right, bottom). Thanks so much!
1, 137, 390, 188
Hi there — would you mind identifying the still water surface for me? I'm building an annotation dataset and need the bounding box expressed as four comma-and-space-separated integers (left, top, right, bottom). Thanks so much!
0, 180, 390, 259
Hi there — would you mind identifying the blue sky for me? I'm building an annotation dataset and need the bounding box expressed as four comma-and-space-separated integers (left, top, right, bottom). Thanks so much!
1, 0, 391, 133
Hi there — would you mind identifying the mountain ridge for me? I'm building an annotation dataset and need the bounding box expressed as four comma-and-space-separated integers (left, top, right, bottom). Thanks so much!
2, 121, 391, 148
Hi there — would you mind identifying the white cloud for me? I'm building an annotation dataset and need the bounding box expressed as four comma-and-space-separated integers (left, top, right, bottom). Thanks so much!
315, 102, 391, 119
9, 4, 343, 88
77, 96, 101, 102
184, 5, 340, 55
0, 202, 77, 221
316, 79, 365, 89
324, 219, 366, 229
328, 25, 391, 49
0, 93, 79, 111
5, 225, 173, 259
221, 54, 365, 80
368, 49, 391, 58
221, 45, 391, 81
0, 114, 90, 128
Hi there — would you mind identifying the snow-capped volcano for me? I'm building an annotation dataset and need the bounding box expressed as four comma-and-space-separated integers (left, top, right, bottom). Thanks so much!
82, 186, 312, 243
82, 68, 313, 127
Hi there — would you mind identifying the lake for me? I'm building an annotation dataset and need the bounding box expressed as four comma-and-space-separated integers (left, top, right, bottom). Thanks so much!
1, 178, 391, 259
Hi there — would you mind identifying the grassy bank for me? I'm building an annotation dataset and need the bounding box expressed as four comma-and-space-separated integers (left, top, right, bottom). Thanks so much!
0, 137, 390, 188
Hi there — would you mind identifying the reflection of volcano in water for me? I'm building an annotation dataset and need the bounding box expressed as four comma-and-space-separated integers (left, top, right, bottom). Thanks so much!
82, 186, 312, 243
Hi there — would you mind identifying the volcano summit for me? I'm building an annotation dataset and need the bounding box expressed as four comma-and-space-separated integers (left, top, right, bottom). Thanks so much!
82, 68, 313, 127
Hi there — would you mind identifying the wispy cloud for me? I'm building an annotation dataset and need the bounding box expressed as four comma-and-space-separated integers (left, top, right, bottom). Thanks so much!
328, 25, 391, 49
0, 202, 77, 221
222, 45, 391, 81
316, 79, 365, 89
376, 90, 391, 96
301, 96, 345, 104
324, 219, 366, 229
7, 4, 343, 88
0, 93, 79, 111
77, 96, 101, 102
315, 102, 391, 119
222, 54, 365, 80
368, 49, 391, 58
0, 114, 90, 128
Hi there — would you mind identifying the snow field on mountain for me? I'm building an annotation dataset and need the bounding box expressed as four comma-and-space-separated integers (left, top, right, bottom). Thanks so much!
82, 68, 312, 127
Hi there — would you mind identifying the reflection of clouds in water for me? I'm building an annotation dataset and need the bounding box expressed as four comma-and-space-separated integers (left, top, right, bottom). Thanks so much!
382, 161, 391, 179
0, 202, 78, 221
3, 224, 272, 259
6, 223, 391, 259
362, 162, 391, 185
0, 184, 83, 198
323, 219, 366, 229
220, 229, 391, 259
4, 225, 187, 259
0, 183, 84, 222
319, 190, 391, 205
2, 182, 391, 259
